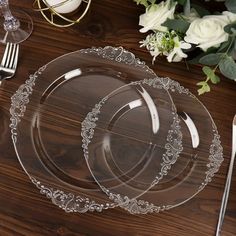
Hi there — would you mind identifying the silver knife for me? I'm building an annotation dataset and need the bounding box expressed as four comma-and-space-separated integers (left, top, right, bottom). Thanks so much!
216, 114, 236, 236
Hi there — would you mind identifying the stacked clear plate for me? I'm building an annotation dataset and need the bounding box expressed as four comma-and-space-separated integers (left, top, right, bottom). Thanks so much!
10, 46, 223, 214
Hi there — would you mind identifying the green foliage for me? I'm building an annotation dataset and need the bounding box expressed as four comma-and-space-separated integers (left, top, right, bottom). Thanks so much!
225, 0, 236, 13
203, 66, 220, 84
197, 81, 211, 95
233, 40, 236, 56
191, 4, 210, 17
175, 0, 186, 5
211, 74, 221, 84
188, 48, 217, 64
224, 23, 236, 35
174, 0, 190, 15
199, 53, 224, 66
218, 36, 234, 53
202, 66, 214, 79
133, 0, 150, 7
219, 56, 236, 81
197, 36, 236, 94
162, 19, 190, 33
133, 0, 160, 7
197, 66, 220, 95
161, 32, 176, 52
227, 39, 236, 57
134, 0, 236, 95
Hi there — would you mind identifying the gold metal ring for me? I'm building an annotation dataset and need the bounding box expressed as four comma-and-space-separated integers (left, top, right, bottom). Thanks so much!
33, 0, 91, 27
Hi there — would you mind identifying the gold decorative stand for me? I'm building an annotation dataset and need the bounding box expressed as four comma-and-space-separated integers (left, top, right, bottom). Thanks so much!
33, 0, 91, 27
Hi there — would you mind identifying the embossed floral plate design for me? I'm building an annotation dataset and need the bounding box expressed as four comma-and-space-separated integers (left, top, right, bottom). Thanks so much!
82, 77, 224, 214
10, 46, 176, 213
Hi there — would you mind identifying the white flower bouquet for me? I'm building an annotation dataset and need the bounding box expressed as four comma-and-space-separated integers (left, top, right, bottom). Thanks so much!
134, 0, 236, 94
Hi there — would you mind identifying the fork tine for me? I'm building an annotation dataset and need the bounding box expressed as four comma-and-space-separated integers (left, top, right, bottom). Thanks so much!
12, 44, 19, 69
9, 44, 17, 69
5, 43, 13, 68
1, 42, 10, 67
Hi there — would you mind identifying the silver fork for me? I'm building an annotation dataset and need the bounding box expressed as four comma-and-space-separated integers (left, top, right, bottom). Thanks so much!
0, 42, 19, 81
216, 114, 236, 236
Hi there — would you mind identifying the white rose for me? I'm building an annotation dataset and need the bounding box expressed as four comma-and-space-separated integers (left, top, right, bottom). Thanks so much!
139, 0, 177, 33
184, 14, 231, 51
222, 11, 236, 23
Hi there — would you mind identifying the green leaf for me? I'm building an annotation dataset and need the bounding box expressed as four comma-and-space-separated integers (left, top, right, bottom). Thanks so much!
202, 66, 220, 84
225, 0, 236, 13
219, 56, 236, 80
233, 40, 236, 57
162, 19, 190, 33
218, 37, 233, 52
199, 53, 224, 66
191, 4, 210, 17
133, 0, 149, 7
227, 38, 236, 57
188, 54, 204, 64
224, 23, 236, 35
188, 47, 217, 64
202, 66, 214, 78
211, 74, 221, 84
175, 0, 187, 6
148, 0, 156, 4
197, 81, 207, 86
197, 81, 211, 95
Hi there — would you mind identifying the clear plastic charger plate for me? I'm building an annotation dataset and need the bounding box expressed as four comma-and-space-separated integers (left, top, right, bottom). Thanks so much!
10, 46, 175, 213
82, 77, 224, 214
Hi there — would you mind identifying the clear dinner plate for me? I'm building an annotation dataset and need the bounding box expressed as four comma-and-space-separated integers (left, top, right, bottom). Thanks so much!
10, 46, 175, 213
82, 77, 224, 214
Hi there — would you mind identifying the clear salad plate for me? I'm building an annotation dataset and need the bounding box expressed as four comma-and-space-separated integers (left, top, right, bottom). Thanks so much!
10, 46, 175, 213
82, 77, 224, 214
81, 80, 183, 201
